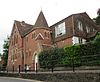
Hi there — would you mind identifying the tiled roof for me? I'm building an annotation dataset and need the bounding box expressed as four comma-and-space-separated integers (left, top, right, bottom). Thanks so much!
35, 11, 49, 28
96, 25, 100, 32
15, 20, 33, 37
50, 12, 89, 27
13, 11, 50, 37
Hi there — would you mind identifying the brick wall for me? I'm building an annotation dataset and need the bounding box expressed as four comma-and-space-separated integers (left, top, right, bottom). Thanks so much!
0, 72, 100, 82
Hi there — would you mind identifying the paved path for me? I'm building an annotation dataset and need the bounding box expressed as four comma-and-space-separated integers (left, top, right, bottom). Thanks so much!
0, 77, 43, 82
2, 70, 100, 74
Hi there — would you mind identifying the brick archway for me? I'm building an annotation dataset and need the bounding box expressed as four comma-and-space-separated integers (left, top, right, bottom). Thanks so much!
32, 52, 38, 71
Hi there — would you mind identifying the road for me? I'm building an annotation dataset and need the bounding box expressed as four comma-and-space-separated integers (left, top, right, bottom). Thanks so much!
0, 77, 43, 82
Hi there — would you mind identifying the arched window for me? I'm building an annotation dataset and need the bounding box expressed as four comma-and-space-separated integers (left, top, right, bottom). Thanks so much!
44, 32, 47, 37
48, 32, 50, 38
32, 32, 36, 39
44, 31, 49, 38
16, 35, 18, 43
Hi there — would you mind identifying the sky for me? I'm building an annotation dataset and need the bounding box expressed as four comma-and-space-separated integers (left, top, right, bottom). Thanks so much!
0, 0, 99, 53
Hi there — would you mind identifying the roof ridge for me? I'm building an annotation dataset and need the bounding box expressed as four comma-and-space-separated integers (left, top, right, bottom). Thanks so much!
50, 12, 87, 27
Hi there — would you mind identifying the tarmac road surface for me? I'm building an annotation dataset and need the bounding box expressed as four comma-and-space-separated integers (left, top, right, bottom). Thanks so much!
0, 77, 43, 82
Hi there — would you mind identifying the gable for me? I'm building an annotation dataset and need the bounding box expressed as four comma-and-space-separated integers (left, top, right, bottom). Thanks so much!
35, 33, 44, 40
10, 21, 21, 40
73, 12, 97, 38
15, 20, 33, 37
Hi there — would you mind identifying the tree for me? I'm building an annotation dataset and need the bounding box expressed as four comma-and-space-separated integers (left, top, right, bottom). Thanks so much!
39, 48, 64, 69
97, 8, 100, 15
2, 36, 9, 67
64, 45, 81, 67
94, 8, 100, 25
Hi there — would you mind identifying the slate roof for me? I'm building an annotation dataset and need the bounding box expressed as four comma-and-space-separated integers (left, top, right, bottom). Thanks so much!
14, 20, 33, 37
12, 12, 98, 39
35, 11, 49, 28
50, 12, 97, 39
50, 12, 94, 27
96, 25, 100, 32
13, 11, 50, 37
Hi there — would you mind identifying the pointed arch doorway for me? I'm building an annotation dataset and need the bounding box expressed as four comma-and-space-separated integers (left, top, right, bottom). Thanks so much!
32, 52, 38, 71
34, 54, 38, 71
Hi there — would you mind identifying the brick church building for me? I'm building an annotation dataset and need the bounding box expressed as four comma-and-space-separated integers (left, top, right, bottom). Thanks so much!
7, 11, 98, 71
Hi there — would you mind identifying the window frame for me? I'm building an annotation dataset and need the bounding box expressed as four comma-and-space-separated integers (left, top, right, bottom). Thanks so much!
78, 21, 83, 31
55, 22, 66, 37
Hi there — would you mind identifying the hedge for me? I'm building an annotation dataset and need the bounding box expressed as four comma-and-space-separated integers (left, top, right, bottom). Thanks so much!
39, 33, 100, 68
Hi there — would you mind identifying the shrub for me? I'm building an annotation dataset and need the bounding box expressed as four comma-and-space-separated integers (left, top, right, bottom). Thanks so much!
39, 48, 65, 69
63, 45, 81, 67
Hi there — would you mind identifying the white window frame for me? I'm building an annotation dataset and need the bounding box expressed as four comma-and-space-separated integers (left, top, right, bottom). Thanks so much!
78, 21, 83, 31
55, 22, 66, 37
86, 26, 90, 33
72, 36, 86, 44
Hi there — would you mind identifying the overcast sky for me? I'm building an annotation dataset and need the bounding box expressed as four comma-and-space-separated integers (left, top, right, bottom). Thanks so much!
0, 0, 99, 53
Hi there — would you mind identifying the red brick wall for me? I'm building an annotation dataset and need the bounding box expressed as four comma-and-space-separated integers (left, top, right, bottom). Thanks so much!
7, 26, 23, 71
23, 28, 52, 70
56, 37, 72, 48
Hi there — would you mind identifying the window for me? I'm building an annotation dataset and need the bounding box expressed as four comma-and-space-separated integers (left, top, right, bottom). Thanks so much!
48, 32, 50, 38
14, 35, 16, 45
72, 36, 86, 44
26, 37, 28, 42
93, 28, 96, 32
32, 32, 36, 39
44, 32, 47, 37
72, 36, 79, 44
86, 26, 90, 33
55, 22, 66, 37
78, 21, 83, 31
79, 37, 82, 44
16, 35, 18, 43
44, 31, 49, 38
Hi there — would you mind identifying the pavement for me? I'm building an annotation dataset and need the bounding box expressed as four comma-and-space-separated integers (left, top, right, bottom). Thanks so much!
1, 69, 100, 74
0, 77, 43, 82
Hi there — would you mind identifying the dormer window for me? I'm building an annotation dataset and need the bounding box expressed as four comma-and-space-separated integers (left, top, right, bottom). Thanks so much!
55, 22, 66, 37
78, 21, 83, 31
86, 26, 90, 33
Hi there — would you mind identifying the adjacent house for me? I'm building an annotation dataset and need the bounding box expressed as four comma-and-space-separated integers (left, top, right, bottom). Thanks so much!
7, 11, 97, 71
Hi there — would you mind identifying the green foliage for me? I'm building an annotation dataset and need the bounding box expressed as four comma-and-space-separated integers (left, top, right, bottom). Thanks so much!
2, 37, 9, 66
39, 48, 65, 69
95, 16, 100, 25
93, 33, 100, 43
63, 45, 81, 66
39, 33, 100, 68
94, 8, 100, 25
79, 33, 100, 65
97, 8, 100, 15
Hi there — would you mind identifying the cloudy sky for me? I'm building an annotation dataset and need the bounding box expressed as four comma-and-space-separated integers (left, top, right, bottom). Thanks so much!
0, 0, 99, 53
